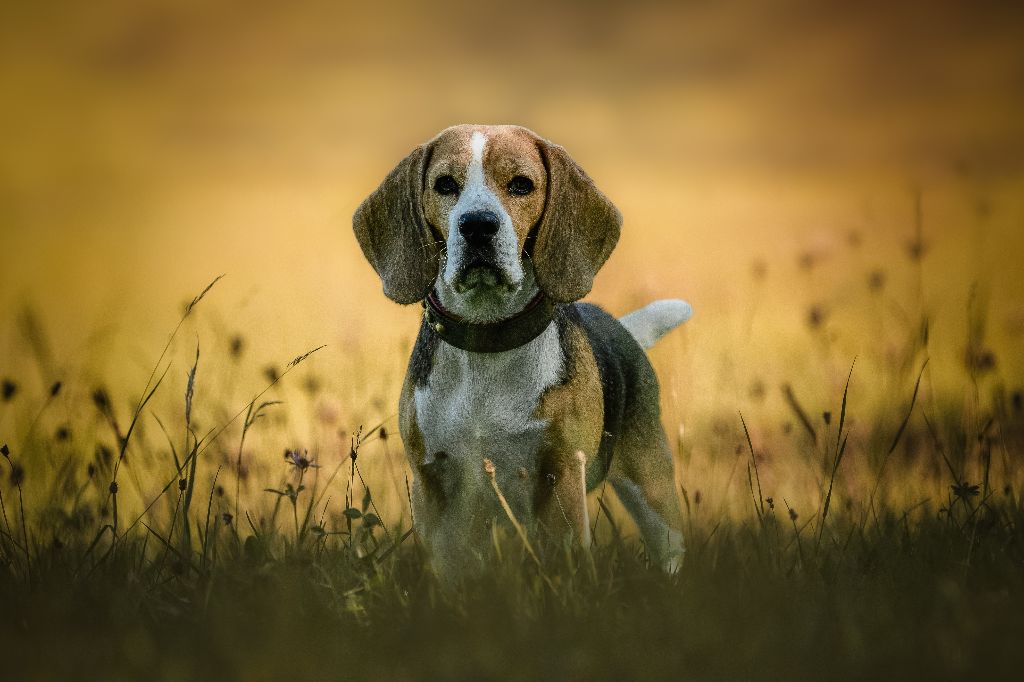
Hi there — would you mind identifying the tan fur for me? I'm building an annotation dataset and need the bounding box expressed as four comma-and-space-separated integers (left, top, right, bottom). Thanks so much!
356, 124, 621, 305
353, 145, 439, 304
531, 321, 604, 544
532, 141, 622, 303
422, 125, 547, 253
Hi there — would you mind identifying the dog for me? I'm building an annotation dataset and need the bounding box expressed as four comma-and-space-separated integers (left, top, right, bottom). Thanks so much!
353, 124, 692, 575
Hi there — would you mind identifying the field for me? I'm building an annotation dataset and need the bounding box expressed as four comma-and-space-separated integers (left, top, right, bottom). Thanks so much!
2, 1, 1024, 680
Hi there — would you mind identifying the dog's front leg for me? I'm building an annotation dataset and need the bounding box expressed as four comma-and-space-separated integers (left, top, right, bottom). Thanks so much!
534, 449, 591, 552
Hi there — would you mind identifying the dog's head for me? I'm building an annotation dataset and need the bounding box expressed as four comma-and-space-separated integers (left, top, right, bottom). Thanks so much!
353, 125, 621, 313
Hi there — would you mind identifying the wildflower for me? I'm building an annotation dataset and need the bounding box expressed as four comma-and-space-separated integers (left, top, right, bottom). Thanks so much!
765, 496, 774, 510
694, 490, 703, 506
379, 426, 388, 442
55, 425, 71, 441
229, 335, 245, 359
749, 379, 766, 402
316, 399, 340, 425
109, 481, 119, 494
179, 478, 188, 491
788, 507, 798, 521
951, 481, 980, 500
906, 238, 927, 261
0, 443, 9, 458
822, 411, 832, 426
303, 375, 322, 396
9, 463, 25, 486
92, 388, 110, 412
868, 269, 886, 293
964, 347, 997, 374
50, 381, 62, 397
285, 449, 318, 470
807, 305, 827, 329
1, 379, 16, 401
222, 513, 233, 525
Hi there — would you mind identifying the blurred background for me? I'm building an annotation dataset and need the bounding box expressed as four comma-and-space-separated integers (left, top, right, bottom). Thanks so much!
1, 0, 1022, 516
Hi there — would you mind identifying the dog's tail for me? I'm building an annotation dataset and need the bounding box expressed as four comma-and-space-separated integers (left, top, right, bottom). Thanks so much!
618, 299, 693, 350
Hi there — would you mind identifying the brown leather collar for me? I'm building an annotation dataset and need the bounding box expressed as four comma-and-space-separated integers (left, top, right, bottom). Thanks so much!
422, 290, 555, 353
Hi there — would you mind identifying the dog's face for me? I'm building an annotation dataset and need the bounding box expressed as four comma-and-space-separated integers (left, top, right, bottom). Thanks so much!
354, 124, 622, 309
423, 127, 546, 304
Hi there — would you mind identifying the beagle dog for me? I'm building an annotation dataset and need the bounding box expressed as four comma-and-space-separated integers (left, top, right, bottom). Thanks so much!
354, 124, 692, 575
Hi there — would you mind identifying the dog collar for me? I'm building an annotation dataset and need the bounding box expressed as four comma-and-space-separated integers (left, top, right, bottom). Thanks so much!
422, 290, 555, 353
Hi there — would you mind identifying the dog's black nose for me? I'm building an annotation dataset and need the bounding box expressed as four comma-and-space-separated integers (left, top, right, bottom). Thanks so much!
458, 210, 499, 246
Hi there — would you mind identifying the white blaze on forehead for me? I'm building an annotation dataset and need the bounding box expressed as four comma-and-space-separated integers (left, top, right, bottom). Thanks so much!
440, 127, 525, 303
467, 131, 487, 186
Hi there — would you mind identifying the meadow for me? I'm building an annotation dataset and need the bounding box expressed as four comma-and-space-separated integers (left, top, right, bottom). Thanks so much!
3, 1, 1024, 679
2, 218, 1023, 680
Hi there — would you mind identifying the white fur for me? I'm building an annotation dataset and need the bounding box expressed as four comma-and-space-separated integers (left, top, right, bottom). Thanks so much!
611, 478, 685, 573
441, 131, 525, 293
618, 299, 693, 350
413, 321, 562, 565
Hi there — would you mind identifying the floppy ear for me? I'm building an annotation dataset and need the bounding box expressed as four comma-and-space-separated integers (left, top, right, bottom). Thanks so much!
532, 140, 622, 303
353, 144, 439, 304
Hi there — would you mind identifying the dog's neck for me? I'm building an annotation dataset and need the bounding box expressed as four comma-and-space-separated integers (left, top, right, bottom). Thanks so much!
428, 261, 557, 353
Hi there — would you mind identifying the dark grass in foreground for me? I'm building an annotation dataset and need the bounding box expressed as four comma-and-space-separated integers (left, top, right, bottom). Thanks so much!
2, 275, 1023, 680
2, 507, 1023, 681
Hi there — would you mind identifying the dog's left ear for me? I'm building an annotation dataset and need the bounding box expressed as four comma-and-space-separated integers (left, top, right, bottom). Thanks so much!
532, 139, 622, 303
353, 144, 439, 305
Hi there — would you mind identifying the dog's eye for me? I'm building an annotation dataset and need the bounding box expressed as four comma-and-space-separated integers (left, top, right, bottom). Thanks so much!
507, 176, 534, 196
433, 175, 459, 196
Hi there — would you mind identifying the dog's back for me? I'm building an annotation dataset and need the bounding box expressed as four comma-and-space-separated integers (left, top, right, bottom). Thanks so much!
569, 302, 689, 491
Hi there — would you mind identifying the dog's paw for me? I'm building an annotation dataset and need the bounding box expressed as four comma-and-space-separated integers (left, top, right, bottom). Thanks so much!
661, 552, 684, 575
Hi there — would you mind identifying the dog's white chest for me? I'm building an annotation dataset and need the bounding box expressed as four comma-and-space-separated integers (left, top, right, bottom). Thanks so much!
413, 324, 563, 468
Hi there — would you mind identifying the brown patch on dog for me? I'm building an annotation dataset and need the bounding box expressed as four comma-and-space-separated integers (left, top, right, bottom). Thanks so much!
353, 144, 440, 304
356, 123, 620, 306
532, 140, 622, 303
421, 125, 547, 251
532, 319, 604, 542
398, 374, 425, 467
399, 372, 448, 522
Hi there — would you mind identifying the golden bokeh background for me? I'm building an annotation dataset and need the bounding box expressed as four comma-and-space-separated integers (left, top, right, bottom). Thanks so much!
2, 0, 1023, 517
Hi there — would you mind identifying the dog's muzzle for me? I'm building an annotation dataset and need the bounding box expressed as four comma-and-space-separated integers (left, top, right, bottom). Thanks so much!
452, 209, 512, 291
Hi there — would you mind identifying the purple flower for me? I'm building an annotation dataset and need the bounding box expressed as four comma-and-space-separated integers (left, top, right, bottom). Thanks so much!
284, 449, 318, 471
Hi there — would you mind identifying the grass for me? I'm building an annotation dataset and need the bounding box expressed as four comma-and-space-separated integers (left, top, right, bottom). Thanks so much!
1, 257, 1023, 680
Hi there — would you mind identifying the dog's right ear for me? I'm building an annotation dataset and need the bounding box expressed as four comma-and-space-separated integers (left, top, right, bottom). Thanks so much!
353, 144, 439, 305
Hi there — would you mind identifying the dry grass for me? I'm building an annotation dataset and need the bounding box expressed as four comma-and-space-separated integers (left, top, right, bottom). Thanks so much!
1, 4, 1023, 677
0, 224, 1023, 679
